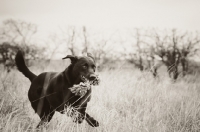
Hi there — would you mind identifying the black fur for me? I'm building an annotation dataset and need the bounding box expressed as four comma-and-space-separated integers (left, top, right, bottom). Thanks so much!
15, 51, 36, 82
15, 50, 99, 128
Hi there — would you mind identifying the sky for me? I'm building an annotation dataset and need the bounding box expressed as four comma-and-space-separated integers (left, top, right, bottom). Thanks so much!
0, 0, 200, 31
0, 0, 200, 59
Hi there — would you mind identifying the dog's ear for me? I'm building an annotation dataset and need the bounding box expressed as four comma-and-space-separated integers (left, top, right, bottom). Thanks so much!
62, 55, 78, 63
87, 53, 95, 62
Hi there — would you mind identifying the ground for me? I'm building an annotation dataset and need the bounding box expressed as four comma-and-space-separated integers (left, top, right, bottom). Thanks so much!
0, 62, 200, 132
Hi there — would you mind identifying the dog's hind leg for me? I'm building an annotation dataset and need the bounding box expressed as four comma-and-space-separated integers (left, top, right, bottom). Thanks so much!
36, 98, 55, 128
36, 110, 55, 128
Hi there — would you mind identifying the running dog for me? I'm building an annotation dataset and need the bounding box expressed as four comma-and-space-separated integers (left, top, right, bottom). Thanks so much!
15, 51, 99, 127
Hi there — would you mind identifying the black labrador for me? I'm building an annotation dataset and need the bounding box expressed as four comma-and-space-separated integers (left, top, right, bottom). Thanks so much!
15, 51, 99, 127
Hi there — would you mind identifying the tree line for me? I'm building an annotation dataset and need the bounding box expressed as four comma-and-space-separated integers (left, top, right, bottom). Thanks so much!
0, 19, 199, 80
125, 29, 199, 80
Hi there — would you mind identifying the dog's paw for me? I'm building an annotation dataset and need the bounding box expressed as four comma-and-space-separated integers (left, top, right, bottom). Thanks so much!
73, 114, 85, 124
86, 117, 99, 127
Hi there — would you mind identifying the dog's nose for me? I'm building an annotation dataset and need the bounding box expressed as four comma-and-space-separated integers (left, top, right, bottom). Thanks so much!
89, 74, 97, 81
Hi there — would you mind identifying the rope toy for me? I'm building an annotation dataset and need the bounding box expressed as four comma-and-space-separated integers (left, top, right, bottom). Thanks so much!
69, 75, 100, 98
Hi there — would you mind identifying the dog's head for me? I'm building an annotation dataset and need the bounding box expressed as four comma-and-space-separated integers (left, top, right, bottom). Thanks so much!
63, 53, 98, 84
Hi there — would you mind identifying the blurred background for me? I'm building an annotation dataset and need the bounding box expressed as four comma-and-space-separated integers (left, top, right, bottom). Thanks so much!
0, 0, 200, 80
1, 1, 200, 131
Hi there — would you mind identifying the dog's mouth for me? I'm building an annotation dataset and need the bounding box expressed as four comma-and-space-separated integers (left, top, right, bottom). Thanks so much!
80, 75, 100, 86
80, 75, 87, 82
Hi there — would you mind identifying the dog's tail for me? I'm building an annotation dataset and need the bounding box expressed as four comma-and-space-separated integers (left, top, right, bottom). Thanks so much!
15, 51, 37, 82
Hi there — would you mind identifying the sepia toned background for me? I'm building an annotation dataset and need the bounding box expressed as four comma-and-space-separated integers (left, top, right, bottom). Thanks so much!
0, 0, 200, 131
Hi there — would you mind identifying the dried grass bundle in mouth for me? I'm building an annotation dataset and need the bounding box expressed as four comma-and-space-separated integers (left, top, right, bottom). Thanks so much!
69, 75, 100, 97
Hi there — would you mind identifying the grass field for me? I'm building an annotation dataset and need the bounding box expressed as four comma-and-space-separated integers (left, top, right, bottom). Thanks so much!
0, 62, 200, 132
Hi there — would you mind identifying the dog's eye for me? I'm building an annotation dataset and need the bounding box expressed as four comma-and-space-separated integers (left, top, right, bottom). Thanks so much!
82, 65, 87, 69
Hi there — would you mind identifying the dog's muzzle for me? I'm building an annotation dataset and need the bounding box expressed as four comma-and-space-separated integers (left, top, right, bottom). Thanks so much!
80, 74, 100, 86
89, 74, 97, 81
89, 74, 100, 86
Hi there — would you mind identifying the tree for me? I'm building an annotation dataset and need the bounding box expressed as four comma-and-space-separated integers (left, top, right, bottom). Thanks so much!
145, 45, 163, 78
0, 19, 45, 71
126, 29, 147, 71
152, 29, 200, 80
91, 39, 109, 69
82, 26, 90, 54
179, 32, 200, 76
1, 19, 37, 45
152, 29, 179, 79
0, 19, 43, 59
59, 26, 77, 56
90, 30, 116, 70
0, 42, 19, 72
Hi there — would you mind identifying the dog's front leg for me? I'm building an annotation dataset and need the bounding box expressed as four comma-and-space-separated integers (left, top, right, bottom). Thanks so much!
75, 104, 99, 127
72, 104, 87, 124
85, 112, 99, 127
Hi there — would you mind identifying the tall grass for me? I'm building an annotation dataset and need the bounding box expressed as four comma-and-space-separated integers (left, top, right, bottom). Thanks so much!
0, 64, 200, 132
